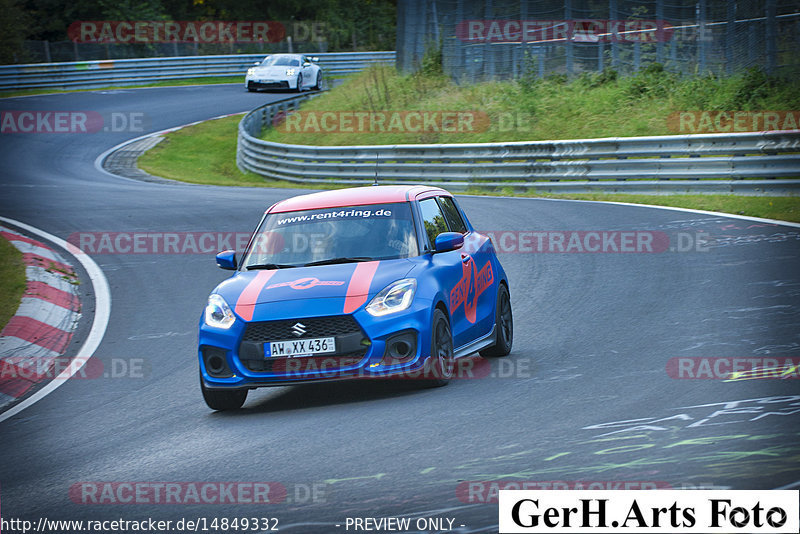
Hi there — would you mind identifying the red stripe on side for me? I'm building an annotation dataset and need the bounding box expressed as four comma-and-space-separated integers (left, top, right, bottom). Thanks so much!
343, 261, 380, 314
1, 317, 73, 354
25, 281, 80, 311
0, 231, 52, 250
22, 253, 73, 274
234, 270, 277, 321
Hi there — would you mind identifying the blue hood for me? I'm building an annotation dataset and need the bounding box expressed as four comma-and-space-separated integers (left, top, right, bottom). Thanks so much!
215, 259, 416, 321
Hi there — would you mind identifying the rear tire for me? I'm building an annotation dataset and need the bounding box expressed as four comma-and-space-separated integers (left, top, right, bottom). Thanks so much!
313, 72, 323, 91
480, 283, 513, 358
200, 369, 247, 411
424, 308, 454, 387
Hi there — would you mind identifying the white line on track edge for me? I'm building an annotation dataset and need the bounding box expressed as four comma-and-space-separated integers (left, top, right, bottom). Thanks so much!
459, 194, 800, 228
0, 216, 111, 424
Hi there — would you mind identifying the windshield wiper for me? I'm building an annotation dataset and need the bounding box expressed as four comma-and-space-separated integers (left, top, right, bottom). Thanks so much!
304, 257, 373, 267
246, 263, 297, 270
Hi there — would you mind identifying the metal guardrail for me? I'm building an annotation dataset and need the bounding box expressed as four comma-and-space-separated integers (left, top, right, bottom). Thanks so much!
0, 51, 395, 91
236, 94, 800, 193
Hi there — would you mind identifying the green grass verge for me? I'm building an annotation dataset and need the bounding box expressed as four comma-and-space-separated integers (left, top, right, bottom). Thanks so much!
0, 235, 26, 331
138, 114, 800, 222
138, 115, 341, 189
261, 64, 800, 145
0, 76, 244, 98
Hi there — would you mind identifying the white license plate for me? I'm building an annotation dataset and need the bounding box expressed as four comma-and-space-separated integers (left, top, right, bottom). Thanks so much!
265, 337, 335, 358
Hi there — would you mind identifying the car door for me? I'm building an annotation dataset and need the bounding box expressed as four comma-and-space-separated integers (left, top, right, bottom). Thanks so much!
417, 196, 477, 350
439, 196, 496, 342
300, 56, 315, 88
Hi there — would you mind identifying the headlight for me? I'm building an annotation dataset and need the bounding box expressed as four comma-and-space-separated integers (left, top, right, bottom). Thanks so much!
247, 68, 255, 76
286, 68, 297, 76
205, 294, 236, 329
366, 279, 417, 317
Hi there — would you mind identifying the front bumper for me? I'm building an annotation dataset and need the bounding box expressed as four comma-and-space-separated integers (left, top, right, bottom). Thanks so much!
246, 77, 293, 90
199, 299, 435, 389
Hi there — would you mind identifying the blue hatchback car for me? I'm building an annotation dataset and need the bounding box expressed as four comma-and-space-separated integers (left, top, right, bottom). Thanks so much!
198, 185, 512, 410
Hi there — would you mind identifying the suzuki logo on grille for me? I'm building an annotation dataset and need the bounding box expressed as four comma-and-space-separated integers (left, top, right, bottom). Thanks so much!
291, 323, 307, 337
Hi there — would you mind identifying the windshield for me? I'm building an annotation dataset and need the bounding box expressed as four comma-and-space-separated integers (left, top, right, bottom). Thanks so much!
242, 203, 419, 269
259, 55, 300, 67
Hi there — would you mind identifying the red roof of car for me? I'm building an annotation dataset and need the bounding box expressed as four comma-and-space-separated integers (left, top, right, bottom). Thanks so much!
268, 185, 450, 213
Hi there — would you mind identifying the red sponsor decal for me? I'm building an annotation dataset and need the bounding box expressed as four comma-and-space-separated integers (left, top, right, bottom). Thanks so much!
265, 277, 345, 291
450, 257, 493, 324
68, 21, 285, 43
666, 357, 800, 380
69, 482, 286, 504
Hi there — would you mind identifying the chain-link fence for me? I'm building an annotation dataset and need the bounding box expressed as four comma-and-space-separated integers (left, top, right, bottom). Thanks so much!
397, 0, 800, 81
18, 39, 329, 65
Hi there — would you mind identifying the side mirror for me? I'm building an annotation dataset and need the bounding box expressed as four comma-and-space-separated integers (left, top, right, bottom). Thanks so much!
253, 61, 260, 66
303, 62, 311, 67
434, 232, 464, 253
216, 250, 237, 270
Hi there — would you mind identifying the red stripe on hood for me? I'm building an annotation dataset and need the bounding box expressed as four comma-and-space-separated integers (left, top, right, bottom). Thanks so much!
343, 261, 380, 314
234, 270, 277, 321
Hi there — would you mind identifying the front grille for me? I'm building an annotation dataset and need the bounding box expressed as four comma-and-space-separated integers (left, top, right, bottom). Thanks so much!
253, 81, 289, 89
243, 315, 363, 342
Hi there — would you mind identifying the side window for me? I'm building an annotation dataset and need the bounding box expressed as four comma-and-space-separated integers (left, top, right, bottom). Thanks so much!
418, 198, 449, 250
438, 196, 468, 234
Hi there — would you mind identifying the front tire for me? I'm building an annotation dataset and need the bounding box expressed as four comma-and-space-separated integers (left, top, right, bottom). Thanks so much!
424, 308, 455, 387
295, 73, 303, 92
200, 369, 247, 411
480, 283, 513, 358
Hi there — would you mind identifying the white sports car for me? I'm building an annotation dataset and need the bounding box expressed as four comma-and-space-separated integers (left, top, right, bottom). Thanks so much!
245, 54, 323, 92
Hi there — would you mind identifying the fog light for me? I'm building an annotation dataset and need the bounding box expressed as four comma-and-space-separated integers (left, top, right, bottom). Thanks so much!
202, 346, 233, 378
379, 331, 417, 365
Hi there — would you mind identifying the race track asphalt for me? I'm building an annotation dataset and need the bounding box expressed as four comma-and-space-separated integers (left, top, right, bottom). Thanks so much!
1, 84, 798, 532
